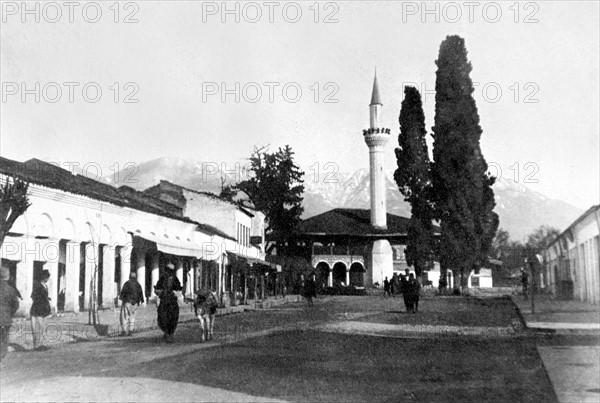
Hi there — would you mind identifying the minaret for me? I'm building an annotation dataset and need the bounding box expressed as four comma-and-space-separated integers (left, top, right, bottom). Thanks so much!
364, 72, 390, 229
363, 72, 393, 286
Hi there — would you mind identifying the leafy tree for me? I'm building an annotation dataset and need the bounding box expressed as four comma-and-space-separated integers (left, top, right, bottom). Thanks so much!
394, 86, 436, 281
232, 145, 304, 254
525, 225, 560, 254
489, 228, 525, 285
524, 225, 560, 290
490, 228, 511, 260
0, 177, 31, 247
430, 35, 499, 291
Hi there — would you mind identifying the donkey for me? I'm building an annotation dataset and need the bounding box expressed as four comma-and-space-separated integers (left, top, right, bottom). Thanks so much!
193, 289, 218, 342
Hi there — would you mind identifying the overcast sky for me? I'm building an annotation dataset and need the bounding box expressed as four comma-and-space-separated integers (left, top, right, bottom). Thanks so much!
1, 1, 598, 209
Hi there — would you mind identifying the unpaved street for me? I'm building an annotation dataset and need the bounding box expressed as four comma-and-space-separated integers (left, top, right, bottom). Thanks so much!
1, 296, 560, 402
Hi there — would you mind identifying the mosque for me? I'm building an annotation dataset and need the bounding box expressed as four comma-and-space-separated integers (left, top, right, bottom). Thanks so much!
295, 74, 448, 289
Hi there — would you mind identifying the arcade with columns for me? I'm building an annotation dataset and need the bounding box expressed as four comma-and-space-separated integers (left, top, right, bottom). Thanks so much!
0, 158, 266, 317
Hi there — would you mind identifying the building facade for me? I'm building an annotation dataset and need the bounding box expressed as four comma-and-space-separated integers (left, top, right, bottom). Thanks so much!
0, 157, 269, 316
544, 205, 600, 304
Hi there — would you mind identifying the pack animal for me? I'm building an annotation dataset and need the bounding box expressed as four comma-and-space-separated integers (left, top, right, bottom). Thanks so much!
193, 290, 218, 342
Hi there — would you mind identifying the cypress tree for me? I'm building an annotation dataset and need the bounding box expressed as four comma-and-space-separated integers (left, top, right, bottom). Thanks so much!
431, 35, 499, 291
394, 86, 436, 281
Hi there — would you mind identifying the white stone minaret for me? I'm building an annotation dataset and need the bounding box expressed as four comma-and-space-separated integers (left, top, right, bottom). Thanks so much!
363, 72, 393, 286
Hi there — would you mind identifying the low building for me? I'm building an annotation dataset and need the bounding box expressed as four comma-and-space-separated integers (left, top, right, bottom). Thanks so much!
144, 180, 274, 304
544, 205, 600, 304
294, 208, 445, 288
0, 157, 270, 316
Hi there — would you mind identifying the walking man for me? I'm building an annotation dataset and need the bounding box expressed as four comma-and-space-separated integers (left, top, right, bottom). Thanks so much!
155, 262, 182, 343
0, 265, 20, 362
119, 272, 144, 337
303, 273, 317, 307
30, 270, 51, 351
407, 273, 421, 313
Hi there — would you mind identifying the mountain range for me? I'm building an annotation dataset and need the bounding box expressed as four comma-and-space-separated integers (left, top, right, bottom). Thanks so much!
104, 157, 584, 241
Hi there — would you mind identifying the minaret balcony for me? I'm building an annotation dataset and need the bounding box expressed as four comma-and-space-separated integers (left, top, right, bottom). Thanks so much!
363, 127, 390, 136
363, 128, 391, 148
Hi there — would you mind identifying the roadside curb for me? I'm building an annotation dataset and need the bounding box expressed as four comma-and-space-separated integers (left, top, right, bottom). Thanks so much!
6, 295, 303, 350
508, 295, 531, 333
509, 295, 600, 336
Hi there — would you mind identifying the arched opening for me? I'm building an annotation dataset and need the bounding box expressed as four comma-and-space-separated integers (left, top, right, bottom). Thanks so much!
332, 262, 347, 286
350, 262, 365, 287
316, 262, 330, 289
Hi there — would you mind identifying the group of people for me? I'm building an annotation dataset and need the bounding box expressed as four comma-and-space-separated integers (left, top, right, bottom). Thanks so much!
383, 269, 421, 313
1, 264, 52, 360
0, 260, 216, 362
120, 261, 217, 344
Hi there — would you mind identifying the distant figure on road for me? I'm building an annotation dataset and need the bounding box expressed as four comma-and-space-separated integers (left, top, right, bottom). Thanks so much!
400, 271, 409, 308
154, 262, 182, 343
0, 265, 20, 362
119, 272, 144, 337
30, 270, 51, 351
521, 268, 529, 299
407, 273, 421, 313
383, 277, 390, 297
392, 273, 400, 296
303, 273, 317, 307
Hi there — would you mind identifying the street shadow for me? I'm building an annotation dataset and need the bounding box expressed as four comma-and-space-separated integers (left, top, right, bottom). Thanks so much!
79, 329, 558, 403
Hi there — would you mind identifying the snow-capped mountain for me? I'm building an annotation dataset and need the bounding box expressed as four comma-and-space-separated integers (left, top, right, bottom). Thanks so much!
303, 169, 583, 240
107, 158, 584, 241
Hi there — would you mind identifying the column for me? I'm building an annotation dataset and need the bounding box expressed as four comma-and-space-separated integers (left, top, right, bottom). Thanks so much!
369, 240, 393, 286
136, 251, 146, 305
328, 268, 333, 287
119, 240, 132, 295
65, 241, 81, 312
101, 245, 116, 308
176, 259, 184, 301
150, 252, 159, 300
16, 256, 34, 317
190, 260, 198, 295
345, 267, 350, 287
45, 239, 59, 315
84, 243, 98, 311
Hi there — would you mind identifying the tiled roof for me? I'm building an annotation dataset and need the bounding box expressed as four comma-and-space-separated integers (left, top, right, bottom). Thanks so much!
298, 208, 412, 236
0, 157, 235, 240
547, 204, 600, 248
146, 180, 255, 217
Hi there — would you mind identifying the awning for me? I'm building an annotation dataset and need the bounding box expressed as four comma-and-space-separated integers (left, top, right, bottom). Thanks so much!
227, 251, 281, 272
133, 233, 204, 258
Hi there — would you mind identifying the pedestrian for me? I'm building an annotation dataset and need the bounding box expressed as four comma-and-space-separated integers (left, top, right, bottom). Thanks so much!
400, 271, 410, 311
119, 271, 144, 337
154, 262, 182, 343
407, 273, 421, 313
396, 273, 403, 296
304, 273, 317, 307
383, 277, 390, 297
521, 268, 529, 300
1, 265, 20, 362
30, 269, 51, 351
